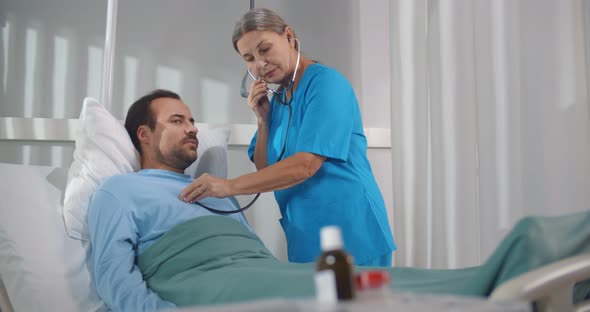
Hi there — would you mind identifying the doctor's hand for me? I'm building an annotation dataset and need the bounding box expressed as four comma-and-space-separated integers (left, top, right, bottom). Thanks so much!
179, 173, 232, 203
248, 79, 271, 124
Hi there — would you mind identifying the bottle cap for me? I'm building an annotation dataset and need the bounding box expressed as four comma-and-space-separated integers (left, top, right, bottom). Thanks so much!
355, 270, 390, 290
320, 226, 343, 251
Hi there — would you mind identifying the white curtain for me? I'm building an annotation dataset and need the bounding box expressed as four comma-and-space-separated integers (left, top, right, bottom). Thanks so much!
389, 0, 590, 269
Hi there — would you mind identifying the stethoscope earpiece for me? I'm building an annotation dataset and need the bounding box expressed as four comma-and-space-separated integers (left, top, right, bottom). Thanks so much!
241, 38, 301, 100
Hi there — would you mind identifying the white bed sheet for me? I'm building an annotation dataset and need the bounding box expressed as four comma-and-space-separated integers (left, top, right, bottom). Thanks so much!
0, 163, 107, 312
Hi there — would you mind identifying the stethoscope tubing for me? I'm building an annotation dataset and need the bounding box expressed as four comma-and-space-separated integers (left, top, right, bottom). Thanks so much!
196, 40, 300, 214
193, 102, 291, 215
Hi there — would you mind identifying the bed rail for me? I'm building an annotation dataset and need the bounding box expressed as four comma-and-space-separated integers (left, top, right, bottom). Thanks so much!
490, 253, 590, 312
0, 277, 14, 312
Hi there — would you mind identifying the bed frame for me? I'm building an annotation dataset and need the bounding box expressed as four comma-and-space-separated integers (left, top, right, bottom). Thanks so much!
0, 278, 13, 312
490, 253, 590, 312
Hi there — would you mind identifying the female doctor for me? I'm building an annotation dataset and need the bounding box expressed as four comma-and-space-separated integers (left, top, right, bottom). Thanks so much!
180, 8, 396, 266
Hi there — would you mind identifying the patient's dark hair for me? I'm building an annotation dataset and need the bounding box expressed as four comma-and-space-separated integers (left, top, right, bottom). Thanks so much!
125, 89, 181, 153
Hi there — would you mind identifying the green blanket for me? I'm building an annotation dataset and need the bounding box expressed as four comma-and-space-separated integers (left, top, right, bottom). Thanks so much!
138, 211, 590, 307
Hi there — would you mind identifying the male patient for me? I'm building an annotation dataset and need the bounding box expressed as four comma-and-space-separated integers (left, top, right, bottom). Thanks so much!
88, 89, 255, 311
89, 89, 590, 312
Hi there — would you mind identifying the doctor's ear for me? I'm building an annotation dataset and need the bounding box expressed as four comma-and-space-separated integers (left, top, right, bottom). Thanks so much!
284, 26, 296, 43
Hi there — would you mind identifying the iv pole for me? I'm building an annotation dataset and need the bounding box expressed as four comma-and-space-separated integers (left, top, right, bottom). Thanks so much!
101, 0, 118, 112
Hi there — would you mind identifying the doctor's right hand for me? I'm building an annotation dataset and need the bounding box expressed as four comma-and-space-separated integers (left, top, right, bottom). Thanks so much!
248, 79, 271, 124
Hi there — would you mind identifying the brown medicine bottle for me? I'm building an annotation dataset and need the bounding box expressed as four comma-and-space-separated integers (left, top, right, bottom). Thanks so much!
315, 226, 356, 300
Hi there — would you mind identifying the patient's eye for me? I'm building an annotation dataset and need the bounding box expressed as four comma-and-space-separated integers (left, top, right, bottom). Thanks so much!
172, 119, 182, 124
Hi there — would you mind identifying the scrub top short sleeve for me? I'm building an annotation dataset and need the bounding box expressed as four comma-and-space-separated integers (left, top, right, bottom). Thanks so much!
294, 69, 356, 162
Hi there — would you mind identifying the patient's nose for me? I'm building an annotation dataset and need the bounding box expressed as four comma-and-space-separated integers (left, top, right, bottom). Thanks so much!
186, 124, 197, 136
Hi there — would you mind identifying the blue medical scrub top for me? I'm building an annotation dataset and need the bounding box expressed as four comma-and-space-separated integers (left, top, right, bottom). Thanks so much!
249, 63, 396, 264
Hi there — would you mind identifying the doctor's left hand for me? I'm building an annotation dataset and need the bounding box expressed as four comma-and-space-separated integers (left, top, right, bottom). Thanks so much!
180, 173, 232, 203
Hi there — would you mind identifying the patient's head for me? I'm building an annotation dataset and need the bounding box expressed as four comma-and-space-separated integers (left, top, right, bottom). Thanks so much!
125, 89, 199, 172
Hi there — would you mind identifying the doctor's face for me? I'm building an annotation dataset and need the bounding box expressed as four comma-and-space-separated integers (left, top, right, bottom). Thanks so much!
236, 29, 296, 86
146, 98, 198, 171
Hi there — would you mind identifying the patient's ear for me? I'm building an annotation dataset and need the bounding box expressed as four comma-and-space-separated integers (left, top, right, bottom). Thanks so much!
137, 125, 151, 145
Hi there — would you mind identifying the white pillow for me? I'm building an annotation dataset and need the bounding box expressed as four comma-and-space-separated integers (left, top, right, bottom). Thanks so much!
0, 163, 108, 312
62, 97, 230, 241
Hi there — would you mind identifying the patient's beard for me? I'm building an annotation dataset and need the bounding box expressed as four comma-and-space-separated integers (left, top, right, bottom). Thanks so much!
155, 146, 196, 172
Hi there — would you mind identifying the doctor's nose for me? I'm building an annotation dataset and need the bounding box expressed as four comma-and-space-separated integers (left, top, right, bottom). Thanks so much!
255, 58, 267, 71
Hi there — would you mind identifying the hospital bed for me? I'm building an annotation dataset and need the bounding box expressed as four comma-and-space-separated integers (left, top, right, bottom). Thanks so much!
0, 140, 589, 311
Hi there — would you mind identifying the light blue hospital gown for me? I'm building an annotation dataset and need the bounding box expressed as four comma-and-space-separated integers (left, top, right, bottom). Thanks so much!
248, 63, 396, 265
87, 169, 253, 312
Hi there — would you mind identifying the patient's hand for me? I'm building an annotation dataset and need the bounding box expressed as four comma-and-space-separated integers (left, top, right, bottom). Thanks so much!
180, 173, 231, 202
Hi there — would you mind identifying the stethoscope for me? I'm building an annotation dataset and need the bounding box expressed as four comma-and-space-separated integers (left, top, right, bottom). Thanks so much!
193, 38, 301, 215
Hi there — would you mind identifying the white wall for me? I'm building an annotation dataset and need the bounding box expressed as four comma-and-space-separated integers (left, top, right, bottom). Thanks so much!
0, 0, 394, 260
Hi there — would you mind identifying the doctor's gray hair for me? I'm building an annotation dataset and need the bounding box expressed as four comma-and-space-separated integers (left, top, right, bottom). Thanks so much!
232, 8, 296, 52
